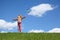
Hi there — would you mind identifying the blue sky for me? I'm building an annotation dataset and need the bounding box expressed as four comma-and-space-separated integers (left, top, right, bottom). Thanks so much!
0, 0, 60, 33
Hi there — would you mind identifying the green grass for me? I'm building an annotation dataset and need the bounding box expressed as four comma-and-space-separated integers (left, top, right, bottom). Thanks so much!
0, 33, 60, 40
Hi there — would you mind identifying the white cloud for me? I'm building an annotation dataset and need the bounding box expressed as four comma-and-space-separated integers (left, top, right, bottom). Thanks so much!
29, 29, 44, 33
0, 31, 8, 33
28, 28, 60, 33
0, 19, 17, 30
48, 28, 60, 33
28, 4, 54, 17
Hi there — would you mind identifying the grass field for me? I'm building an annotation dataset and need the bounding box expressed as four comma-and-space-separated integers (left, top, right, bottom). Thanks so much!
0, 33, 60, 40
